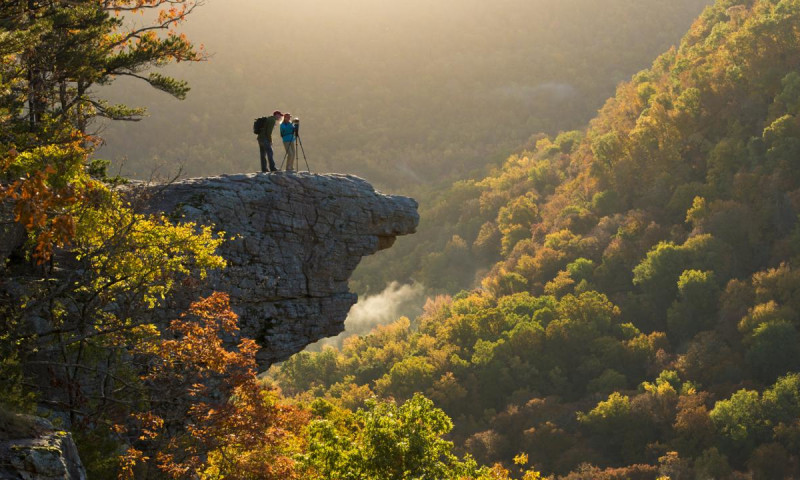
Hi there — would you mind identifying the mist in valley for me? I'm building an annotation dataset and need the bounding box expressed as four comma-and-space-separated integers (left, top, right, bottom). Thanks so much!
305, 282, 426, 351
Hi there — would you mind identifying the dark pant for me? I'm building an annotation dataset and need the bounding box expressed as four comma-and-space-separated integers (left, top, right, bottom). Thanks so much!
258, 137, 276, 172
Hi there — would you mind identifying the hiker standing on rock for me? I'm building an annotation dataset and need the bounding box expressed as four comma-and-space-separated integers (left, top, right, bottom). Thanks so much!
280, 112, 297, 171
255, 110, 282, 172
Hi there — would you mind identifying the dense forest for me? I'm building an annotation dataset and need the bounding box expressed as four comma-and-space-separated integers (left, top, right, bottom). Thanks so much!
274, 0, 800, 478
5, 0, 800, 478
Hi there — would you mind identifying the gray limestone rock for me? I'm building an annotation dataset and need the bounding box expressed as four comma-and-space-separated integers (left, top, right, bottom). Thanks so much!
0, 413, 86, 480
135, 172, 418, 366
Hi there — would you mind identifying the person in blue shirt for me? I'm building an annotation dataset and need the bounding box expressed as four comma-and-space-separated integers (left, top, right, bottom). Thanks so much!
280, 112, 297, 171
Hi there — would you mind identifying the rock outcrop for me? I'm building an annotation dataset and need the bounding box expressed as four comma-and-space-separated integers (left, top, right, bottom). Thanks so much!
0, 413, 86, 480
138, 172, 418, 366
0, 172, 416, 479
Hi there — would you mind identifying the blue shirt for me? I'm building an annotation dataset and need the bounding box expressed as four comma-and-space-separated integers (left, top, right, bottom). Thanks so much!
280, 122, 295, 143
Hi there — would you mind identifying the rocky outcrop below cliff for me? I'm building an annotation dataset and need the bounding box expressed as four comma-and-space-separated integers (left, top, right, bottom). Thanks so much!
0, 413, 86, 480
137, 172, 418, 366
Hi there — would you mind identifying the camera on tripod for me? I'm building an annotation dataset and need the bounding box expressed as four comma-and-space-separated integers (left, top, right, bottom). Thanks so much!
278, 116, 309, 172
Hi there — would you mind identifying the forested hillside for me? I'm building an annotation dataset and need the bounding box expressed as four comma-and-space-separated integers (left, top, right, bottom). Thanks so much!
9, 0, 800, 478
96, 0, 709, 191
275, 1, 800, 477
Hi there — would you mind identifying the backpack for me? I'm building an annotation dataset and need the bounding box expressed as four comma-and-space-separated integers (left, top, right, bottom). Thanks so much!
253, 116, 268, 135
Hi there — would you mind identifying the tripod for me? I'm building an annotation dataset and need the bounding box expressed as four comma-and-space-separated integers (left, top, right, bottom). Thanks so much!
296, 132, 310, 171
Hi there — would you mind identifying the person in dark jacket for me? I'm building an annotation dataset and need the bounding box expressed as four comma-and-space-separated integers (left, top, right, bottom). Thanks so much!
280, 112, 297, 171
257, 110, 282, 172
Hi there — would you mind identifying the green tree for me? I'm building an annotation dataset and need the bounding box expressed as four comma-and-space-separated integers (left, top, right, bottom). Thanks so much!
304, 394, 491, 480
710, 389, 768, 464
577, 392, 657, 464
693, 448, 732, 480
2, 0, 200, 132
666, 270, 720, 344
745, 320, 800, 383
761, 373, 800, 427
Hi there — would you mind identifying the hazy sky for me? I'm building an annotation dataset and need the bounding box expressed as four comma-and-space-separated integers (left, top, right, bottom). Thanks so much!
96, 0, 711, 187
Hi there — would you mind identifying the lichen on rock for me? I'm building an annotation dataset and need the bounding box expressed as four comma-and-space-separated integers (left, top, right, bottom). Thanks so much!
0, 413, 86, 480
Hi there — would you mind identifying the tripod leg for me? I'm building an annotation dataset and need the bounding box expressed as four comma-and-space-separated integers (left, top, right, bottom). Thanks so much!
297, 135, 310, 172
279, 151, 286, 170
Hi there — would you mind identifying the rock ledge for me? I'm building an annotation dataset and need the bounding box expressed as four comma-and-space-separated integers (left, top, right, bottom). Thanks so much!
139, 172, 418, 366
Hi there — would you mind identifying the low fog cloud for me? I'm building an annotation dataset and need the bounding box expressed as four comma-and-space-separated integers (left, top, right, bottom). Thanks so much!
307, 282, 425, 351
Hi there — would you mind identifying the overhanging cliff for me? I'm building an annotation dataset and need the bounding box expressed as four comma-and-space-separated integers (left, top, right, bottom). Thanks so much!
0, 173, 416, 479
138, 172, 419, 366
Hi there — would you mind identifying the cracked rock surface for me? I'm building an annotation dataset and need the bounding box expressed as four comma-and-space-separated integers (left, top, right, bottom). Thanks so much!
139, 172, 418, 366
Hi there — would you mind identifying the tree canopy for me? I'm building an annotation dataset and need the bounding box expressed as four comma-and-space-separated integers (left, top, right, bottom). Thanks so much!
274, 1, 800, 477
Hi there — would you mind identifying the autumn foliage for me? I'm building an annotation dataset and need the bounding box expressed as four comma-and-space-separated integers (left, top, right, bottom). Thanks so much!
10, 0, 800, 478
119, 293, 308, 480
1, 0, 208, 262
273, 1, 800, 477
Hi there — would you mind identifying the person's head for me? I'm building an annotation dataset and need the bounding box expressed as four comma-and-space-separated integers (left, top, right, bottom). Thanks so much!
273, 110, 282, 118
283, 113, 292, 122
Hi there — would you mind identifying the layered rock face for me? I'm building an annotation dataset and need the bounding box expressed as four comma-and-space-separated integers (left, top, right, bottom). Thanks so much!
139, 172, 418, 366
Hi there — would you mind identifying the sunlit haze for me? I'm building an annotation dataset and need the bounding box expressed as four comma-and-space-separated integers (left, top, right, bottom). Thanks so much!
96, 0, 710, 190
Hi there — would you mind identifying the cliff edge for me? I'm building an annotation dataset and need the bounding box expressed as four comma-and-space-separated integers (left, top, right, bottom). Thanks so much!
138, 172, 419, 366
